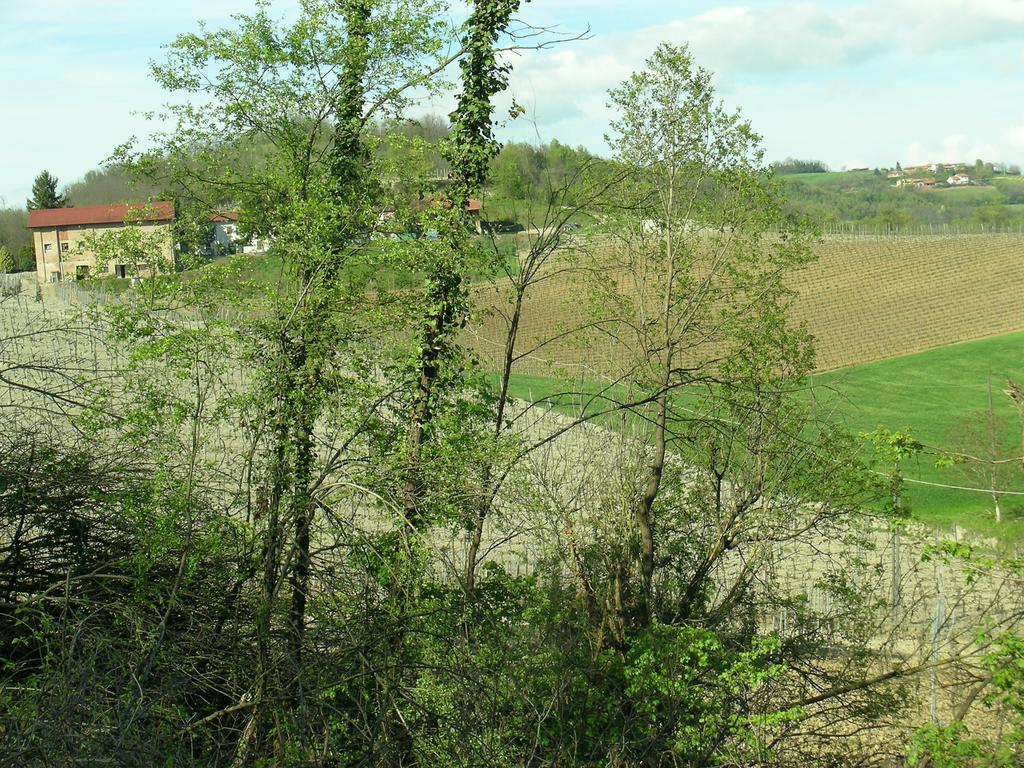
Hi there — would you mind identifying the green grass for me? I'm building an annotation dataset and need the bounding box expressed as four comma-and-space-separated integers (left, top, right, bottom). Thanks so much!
810, 332, 1024, 542
500, 332, 1024, 545
992, 176, 1024, 191
779, 170, 882, 188
929, 186, 1006, 203
481, 194, 602, 231
192, 234, 521, 296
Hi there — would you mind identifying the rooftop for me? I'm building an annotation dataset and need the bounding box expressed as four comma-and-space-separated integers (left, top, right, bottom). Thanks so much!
27, 201, 175, 229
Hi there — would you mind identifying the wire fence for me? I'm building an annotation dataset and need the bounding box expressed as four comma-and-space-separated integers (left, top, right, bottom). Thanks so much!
778, 221, 1024, 238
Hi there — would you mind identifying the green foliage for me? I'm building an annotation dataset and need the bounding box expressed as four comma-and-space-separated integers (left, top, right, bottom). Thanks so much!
489, 140, 600, 203
907, 632, 1024, 766
624, 626, 785, 761
0, 207, 31, 269
26, 170, 67, 210
907, 722, 992, 767
771, 157, 829, 175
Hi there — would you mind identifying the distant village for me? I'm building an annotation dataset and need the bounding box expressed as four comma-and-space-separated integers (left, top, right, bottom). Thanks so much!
886, 163, 972, 190
843, 161, 1017, 190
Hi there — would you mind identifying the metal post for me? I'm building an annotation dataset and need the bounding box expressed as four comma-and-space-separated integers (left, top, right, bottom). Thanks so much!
931, 568, 946, 724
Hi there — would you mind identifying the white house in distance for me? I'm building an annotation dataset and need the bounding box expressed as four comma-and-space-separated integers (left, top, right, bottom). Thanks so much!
209, 211, 270, 254
210, 211, 240, 252
947, 173, 970, 186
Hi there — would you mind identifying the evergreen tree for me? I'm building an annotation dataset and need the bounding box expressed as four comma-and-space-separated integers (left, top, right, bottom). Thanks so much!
26, 170, 67, 210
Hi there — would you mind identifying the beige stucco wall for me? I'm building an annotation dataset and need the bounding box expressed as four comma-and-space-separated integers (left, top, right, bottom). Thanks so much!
32, 221, 175, 283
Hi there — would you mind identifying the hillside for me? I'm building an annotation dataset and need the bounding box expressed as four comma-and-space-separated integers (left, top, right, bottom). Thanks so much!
780, 168, 1024, 229
467, 231, 1024, 375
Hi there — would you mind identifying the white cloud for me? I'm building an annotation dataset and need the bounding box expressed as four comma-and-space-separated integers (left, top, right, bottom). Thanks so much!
4, 0, 1024, 203
905, 136, 1002, 167
1008, 123, 1024, 148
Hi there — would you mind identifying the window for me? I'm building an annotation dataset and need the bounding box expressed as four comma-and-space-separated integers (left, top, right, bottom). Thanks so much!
75, 265, 90, 280
48, 271, 60, 283
114, 264, 127, 279
43, 242, 53, 253
60, 242, 70, 253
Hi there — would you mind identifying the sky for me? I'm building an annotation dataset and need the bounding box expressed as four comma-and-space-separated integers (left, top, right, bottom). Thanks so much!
2, 0, 1024, 206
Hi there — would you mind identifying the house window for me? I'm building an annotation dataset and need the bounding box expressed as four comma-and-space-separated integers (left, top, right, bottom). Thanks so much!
48, 271, 60, 283
60, 242, 70, 252
43, 242, 53, 253
114, 264, 127, 279
75, 265, 90, 280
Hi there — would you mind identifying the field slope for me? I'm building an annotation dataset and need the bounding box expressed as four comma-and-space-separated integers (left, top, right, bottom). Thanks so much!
469, 232, 1024, 375
503, 330, 1024, 543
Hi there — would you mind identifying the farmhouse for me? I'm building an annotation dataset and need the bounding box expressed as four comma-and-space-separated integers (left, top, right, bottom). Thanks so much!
947, 173, 970, 186
210, 211, 240, 253
209, 211, 271, 255
27, 201, 176, 283
896, 177, 936, 188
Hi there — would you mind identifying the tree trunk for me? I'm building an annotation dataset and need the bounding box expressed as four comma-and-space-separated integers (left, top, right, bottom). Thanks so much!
465, 288, 523, 594
634, 384, 667, 627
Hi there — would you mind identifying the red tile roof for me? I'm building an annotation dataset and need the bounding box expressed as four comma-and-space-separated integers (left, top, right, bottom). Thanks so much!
209, 211, 239, 222
27, 201, 175, 229
466, 197, 482, 213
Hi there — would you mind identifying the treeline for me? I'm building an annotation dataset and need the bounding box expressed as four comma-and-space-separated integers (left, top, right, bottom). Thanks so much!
9, 135, 1024, 272
489, 139, 603, 200
770, 157, 829, 175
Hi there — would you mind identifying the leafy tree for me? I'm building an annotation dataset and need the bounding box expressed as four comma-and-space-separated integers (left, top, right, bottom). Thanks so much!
942, 379, 1023, 523
974, 158, 996, 180
64, 164, 164, 206
16, 243, 35, 273
593, 40, 815, 627
26, 170, 67, 210
0, 207, 31, 265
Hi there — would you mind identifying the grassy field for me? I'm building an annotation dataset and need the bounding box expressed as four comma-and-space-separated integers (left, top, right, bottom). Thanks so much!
500, 331, 1024, 544
779, 170, 878, 186
812, 331, 1024, 541
928, 185, 1005, 204
198, 234, 522, 295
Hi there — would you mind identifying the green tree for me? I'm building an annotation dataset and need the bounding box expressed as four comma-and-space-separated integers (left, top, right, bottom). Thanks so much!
593, 41, 815, 629
119, 1, 542, 762
16, 243, 35, 273
0, 207, 31, 265
26, 170, 67, 210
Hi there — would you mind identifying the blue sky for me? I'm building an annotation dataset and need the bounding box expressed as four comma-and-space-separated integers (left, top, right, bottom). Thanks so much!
2, 0, 1024, 206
